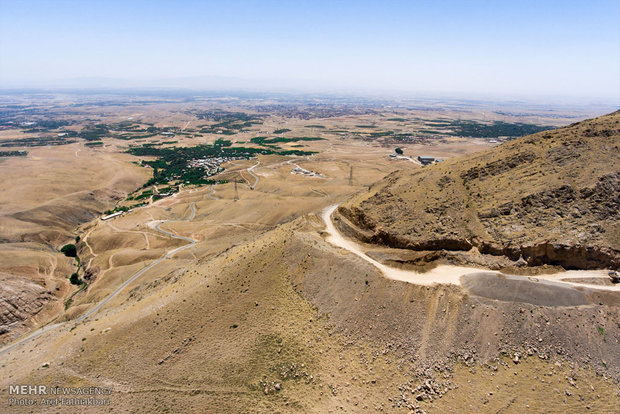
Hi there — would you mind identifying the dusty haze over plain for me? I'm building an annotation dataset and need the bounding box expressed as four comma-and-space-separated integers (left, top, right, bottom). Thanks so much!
0, 0, 619, 101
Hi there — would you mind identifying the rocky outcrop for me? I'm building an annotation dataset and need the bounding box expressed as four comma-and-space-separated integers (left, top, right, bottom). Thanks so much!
476, 241, 619, 270
0, 275, 55, 340
337, 206, 473, 251
336, 206, 620, 270
460, 151, 536, 181
339, 111, 620, 270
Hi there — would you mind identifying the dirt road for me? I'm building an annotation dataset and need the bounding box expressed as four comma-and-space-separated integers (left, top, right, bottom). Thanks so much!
0, 202, 198, 357
321, 204, 477, 285
321, 204, 620, 292
78, 202, 197, 321
242, 161, 260, 189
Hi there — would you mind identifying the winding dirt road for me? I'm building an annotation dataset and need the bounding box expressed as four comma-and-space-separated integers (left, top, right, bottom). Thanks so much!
206, 185, 217, 200
78, 203, 197, 321
0, 203, 198, 357
240, 161, 260, 189
321, 204, 620, 291
322, 204, 482, 286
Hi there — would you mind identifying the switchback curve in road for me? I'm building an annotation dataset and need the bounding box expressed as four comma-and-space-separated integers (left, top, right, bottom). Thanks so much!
243, 161, 260, 189
321, 204, 620, 292
78, 202, 197, 321
0, 202, 198, 357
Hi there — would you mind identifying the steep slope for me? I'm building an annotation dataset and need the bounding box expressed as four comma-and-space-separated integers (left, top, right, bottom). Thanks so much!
2, 215, 619, 413
337, 110, 620, 270
2, 113, 620, 413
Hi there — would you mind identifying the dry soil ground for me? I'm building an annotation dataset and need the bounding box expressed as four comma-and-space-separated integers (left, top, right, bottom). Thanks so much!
1, 100, 618, 413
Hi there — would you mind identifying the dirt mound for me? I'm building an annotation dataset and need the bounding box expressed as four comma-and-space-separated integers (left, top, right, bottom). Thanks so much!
339, 110, 620, 270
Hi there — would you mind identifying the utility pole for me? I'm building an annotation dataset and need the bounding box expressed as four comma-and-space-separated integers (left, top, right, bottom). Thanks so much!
348, 165, 353, 186
234, 178, 239, 201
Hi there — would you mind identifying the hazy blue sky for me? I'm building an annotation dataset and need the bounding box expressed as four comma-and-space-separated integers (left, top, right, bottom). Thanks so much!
1, 0, 619, 100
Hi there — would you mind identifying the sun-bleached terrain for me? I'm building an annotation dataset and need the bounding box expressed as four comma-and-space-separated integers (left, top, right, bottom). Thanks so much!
0, 93, 618, 413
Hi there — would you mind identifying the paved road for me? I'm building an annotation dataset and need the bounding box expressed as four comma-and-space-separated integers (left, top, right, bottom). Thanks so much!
78, 202, 196, 321
0, 323, 64, 358
0, 203, 198, 357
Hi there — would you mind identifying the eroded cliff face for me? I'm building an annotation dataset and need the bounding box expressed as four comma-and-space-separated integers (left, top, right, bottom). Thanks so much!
0, 274, 56, 339
339, 111, 620, 270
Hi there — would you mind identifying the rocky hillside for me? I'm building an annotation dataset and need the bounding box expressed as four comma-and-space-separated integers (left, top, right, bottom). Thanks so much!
4, 216, 620, 413
338, 110, 620, 270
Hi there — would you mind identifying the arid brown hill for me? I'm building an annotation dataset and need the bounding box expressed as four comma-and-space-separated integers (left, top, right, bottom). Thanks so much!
338, 110, 620, 270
